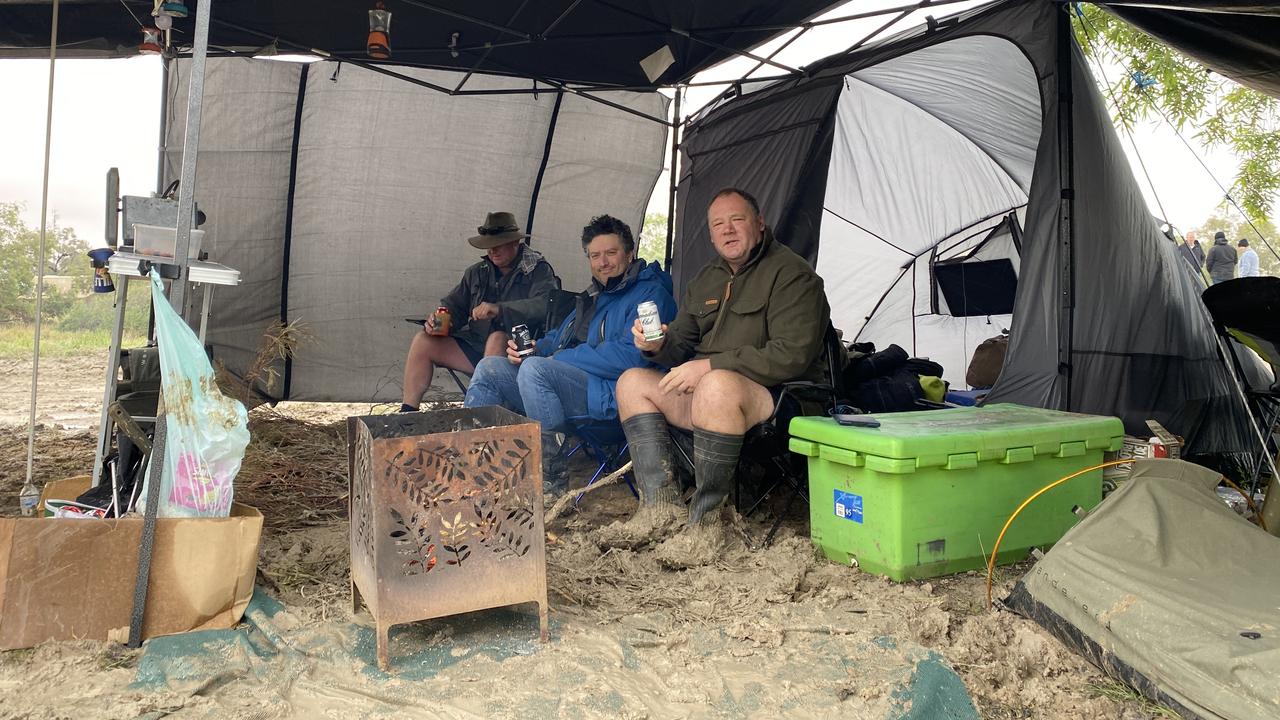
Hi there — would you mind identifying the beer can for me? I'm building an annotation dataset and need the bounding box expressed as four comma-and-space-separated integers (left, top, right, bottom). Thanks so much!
638, 300, 664, 341
429, 306, 451, 336
512, 324, 536, 356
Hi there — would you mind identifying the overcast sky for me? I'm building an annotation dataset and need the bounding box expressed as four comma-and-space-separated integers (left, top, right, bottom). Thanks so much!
0, 0, 1263, 249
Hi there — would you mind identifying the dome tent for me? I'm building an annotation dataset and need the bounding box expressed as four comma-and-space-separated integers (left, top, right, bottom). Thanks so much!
671, 0, 1255, 454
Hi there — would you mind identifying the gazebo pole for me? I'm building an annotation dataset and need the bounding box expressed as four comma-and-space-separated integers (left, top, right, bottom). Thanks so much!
20, 0, 60, 516
128, 0, 214, 648
1055, 4, 1077, 411
663, 85, 682, 271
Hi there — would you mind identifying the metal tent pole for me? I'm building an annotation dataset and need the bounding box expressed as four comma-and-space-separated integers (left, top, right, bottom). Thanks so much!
169, 2, 211, 314
158, 55, 170, 194
1055, 5, 1076, 410
129, 0, 213, 649
19, 0, 60, 516
663, 85, 681, 271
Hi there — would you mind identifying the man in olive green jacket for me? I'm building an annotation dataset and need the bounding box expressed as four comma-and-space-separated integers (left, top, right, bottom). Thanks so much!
602, 188, 829, 564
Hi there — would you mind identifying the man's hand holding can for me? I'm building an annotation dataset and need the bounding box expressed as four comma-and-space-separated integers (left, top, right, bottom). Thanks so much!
632, 317, 666, 353
508, 323, 537, 364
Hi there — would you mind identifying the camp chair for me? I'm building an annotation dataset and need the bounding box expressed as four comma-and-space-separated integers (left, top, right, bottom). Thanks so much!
1201, 277, 1280, 493
670, 322, 847, 547
565, 416, 638, 505
444, 368, 469, 395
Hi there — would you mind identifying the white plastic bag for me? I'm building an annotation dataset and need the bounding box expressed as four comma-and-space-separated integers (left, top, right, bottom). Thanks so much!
140, 269, 250, 517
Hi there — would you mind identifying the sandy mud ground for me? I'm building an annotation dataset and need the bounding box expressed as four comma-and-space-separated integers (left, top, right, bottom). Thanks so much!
0, 357, 1165, 719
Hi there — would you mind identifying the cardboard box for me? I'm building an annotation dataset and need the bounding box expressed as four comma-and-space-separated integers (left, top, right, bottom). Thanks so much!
0, 476, 261, 649
1104, 421, 1185, 482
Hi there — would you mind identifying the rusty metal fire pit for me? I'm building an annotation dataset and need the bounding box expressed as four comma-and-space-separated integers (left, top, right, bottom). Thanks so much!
348, 406, 547, 670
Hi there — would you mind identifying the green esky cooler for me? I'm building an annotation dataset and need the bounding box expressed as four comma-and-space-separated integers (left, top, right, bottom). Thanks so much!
789, 404, 1124, 581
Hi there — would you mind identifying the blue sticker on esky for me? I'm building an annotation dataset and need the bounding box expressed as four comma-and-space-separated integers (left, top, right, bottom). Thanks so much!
834, 489, 863, 523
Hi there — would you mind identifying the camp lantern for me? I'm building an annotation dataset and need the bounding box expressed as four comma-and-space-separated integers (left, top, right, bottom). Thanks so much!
159, 1, 189, 18
367, 2, 392, 60
151, 0, 186, 30
139, 27, 164, 54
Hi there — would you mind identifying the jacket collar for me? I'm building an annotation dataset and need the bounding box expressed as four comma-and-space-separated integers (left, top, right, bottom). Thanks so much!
481, 243, 544, 276
712, 226, 774, 276
588, 257, 645, 297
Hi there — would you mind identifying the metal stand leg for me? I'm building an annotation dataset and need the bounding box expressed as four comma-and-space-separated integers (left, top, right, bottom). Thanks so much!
198, 284, 213, 346
91, 280, 130, 488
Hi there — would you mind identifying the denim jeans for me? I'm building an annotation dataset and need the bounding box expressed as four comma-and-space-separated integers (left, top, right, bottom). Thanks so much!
464, 356, 590, 438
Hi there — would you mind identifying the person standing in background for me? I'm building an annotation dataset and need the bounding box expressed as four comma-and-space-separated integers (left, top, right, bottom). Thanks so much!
1238, 238, 1260, 278
1205, 230, 1237, 284
1179, 230, 1205, 270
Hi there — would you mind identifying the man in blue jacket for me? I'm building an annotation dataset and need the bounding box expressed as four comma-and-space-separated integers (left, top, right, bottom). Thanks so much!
464, 215, 677, 493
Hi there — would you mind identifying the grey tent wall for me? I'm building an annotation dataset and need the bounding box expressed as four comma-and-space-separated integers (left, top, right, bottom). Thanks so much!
672, 77, 844, 291
673, 0, 1250, 454
166, 58, 668, 403
163, 57, 301, 400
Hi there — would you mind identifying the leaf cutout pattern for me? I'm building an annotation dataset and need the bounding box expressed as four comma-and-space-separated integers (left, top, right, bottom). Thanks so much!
372, 434, 539, 576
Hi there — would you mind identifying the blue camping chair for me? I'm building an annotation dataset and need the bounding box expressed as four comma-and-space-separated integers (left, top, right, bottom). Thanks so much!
564, 415, 637, 505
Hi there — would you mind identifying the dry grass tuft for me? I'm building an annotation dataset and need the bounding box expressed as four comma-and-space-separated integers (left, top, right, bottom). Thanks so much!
216, 319, 311, 408
237, 410, 348, 531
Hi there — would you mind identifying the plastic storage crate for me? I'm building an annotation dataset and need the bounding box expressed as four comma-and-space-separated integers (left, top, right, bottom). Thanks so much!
789, 404, 1123, 581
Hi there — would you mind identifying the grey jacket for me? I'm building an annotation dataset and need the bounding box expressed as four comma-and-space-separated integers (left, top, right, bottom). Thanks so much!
439, 244, 560, 350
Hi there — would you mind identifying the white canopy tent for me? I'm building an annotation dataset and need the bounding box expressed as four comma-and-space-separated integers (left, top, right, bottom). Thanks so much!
818, 35, 1039, 381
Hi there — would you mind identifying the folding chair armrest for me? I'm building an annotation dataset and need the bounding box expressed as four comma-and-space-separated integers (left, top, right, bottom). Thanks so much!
769, 381, 837, 424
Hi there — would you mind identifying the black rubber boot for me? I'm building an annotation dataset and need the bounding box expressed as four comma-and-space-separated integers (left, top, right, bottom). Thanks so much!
621, 413, 680, 506
686, 428, 743, 524
595, 413, 683, 550
541, 430, 568, 496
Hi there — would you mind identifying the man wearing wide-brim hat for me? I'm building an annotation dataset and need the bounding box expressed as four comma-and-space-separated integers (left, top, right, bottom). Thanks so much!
401, 211, 560, 411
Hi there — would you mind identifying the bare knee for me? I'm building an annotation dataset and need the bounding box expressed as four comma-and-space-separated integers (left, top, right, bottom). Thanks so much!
691, 371, 766, 430
483, 331, 508, 356
617, 368, 663, 416
617, 368, 661, 398
693, 370, 745, 407
407, 330, 431, 356
409, 333, 453, 364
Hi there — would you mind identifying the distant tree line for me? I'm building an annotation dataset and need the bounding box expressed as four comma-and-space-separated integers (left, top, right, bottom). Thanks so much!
0, 201, 92, 321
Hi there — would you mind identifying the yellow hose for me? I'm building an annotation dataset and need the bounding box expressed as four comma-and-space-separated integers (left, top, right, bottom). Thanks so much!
984, 460, 1134, 608
984, 461, 1270, 608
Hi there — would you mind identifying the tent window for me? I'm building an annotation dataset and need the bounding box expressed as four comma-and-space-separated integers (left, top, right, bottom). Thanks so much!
933, 259, 1018, 317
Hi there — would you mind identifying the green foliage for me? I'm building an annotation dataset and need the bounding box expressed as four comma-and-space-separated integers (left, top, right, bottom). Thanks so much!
0, 322, 149, 359
57, 287, 151, 334
639, 212, 669, 265
0, 201, 93, 321
1073, 5, 1280, 220
1086, 679, 1180, 719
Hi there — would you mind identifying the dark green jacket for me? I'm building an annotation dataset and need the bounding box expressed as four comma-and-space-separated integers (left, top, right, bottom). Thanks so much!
440, 244, 560, 350
649, 229, 829, 387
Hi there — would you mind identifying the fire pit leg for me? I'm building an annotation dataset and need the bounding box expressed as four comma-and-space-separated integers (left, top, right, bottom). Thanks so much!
376, 622, 391, 671
350, 578, 363, 615
539, 601, 549, 642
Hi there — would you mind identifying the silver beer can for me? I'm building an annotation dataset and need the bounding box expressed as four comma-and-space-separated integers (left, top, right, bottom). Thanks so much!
512, 324, 536, 356
637, 300, 664, 341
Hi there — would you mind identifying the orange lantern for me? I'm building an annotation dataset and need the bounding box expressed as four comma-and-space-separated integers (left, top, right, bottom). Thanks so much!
368, 2, 392, 59
140, 27, 164, 55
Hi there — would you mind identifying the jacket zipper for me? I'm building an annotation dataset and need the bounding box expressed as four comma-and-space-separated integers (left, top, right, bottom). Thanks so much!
704, 277, 734, 347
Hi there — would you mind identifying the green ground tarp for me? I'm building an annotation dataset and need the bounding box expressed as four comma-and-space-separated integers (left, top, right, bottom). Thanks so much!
1009, 459, 1280, 720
